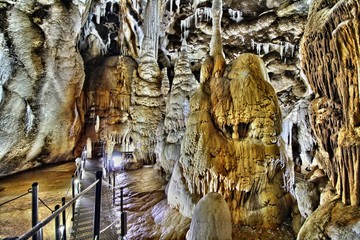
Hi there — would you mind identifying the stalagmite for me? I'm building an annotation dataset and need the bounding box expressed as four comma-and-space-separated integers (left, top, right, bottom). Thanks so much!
156, 41, 198, 178
168, 1, 290, 225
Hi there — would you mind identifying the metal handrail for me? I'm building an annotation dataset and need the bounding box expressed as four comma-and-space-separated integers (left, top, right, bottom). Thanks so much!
18, 179, 99, 240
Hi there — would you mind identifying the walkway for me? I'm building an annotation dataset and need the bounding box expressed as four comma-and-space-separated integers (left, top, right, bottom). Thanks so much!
70, 158, 119, 240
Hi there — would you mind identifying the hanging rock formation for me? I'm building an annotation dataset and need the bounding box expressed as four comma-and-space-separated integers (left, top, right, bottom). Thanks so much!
156, 42, 199, 179
300, 0, 360, 206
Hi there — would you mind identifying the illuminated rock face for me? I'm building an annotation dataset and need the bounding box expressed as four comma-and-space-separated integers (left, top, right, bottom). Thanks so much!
0, 1, 85, 175
79, 56, 136, 160
169, 53, 291, 226
156, 44, 199, 179
297, 200, 360, 240
300, 0, 360, 206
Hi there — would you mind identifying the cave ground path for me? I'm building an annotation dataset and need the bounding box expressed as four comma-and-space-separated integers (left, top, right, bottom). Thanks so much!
70, 157, 120, 240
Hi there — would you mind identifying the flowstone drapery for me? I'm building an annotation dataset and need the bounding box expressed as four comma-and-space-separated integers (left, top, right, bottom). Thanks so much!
168, 52, 291, 226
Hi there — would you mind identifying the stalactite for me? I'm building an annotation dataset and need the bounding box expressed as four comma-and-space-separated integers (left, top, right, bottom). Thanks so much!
228, 9, 243, 23
301, 0, 360, 205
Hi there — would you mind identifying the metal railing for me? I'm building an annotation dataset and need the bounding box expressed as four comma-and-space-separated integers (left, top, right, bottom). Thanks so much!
14, 169, 103, 240
1, 149, 127, 240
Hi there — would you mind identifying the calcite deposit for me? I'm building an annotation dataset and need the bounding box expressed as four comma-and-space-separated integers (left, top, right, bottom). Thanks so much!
187, 193, 232, 240
0, 1, 85, 175
168, 52, 291, 226
301, 0, 360, 206
2, 0, 360, 238
156, 42, 198, 179
168, 0, 291, 227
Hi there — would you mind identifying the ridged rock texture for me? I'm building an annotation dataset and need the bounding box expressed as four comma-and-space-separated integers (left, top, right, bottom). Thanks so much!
168, 53, 291, 226
155, 42, 199, 179
297, 200, 360, 240
129, 0, 165, 164
0, 1, 85, 175
300, 0, 360, 206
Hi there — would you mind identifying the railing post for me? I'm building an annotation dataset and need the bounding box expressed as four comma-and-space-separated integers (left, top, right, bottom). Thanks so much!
120, 187, 127, 238
71, 175, 75, 221
112, 172, 115, 205
61, 197, 67, 240
32, 182, 40, 240
55, 205, 60, 240
94, 171, 103, 240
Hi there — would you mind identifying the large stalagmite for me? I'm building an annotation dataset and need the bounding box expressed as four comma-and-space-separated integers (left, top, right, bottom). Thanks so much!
130, 0, 165, 164
168, 0, 290, 227
168, 53, 291, 226
156, 42, 198, 179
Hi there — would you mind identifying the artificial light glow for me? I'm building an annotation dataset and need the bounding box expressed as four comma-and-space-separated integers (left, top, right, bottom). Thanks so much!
112, 155, 123, 167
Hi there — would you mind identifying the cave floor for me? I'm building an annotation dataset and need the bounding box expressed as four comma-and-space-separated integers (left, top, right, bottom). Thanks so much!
115, 166, 295, 240
0, 161, 295, 240
0, 162, 76, 239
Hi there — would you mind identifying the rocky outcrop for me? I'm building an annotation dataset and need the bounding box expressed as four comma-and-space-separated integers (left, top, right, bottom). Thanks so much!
297, 200, 360, 240
0, 1, 85, 175
187, 192, 232, 240
300, 0, 360, 206
295, 181, 320, 219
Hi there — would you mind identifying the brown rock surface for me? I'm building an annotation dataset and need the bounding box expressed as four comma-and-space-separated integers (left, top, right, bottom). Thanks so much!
297, 199, 360, 240
300, 0, 360, 206
168, 52, 291, 226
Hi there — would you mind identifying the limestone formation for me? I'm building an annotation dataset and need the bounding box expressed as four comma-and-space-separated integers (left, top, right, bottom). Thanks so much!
169, 50, 291, 226
294, 181, 320, 219
156, 42, 199, 179
297, 200, 360, 240
187, 193, 232, 240
130, 0, 165, 164
0, 0, 85, 175
300, 0, 360, 206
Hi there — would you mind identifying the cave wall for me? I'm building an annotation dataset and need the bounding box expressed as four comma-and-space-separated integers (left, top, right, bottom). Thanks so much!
0, 0, 87, 176
300, 0, 360, 205
0, 0, 315, 182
